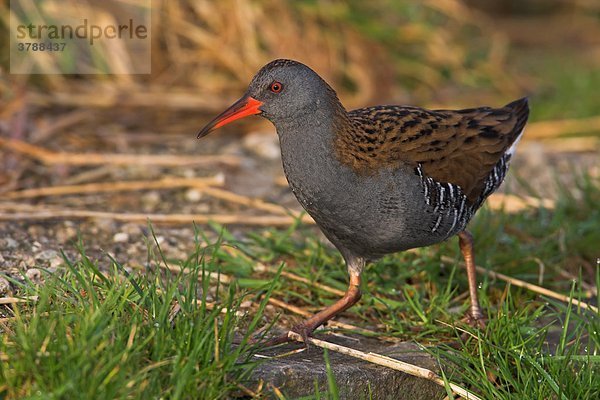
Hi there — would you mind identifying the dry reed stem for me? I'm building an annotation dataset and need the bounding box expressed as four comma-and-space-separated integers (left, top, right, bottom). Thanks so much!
274, 176, 289, 187
267, 297, 375, 335
527, 115, 600, 139
159, 250, 392, 336
2, 177, 224, 199
442, 256, 599, 313
0, 137, 240, 167
0, 209, 302, 227
14, 0, 508, 109
287, 331, 482, 400
216, 248, 359, 304
485, 193, 555, 212
538, 137, 599, 153
163, 262, 233, 284
254, 263, 346, 297
267, 382, 286, 400
0, 312, 49, 324
0, 296, 39, 305
127, 262, 234, 284
0, 176, 315, 224
254, 347, 308, 360
31, 109, 93, 142
199, 186, 314, 224
29, 90, 230, 111
235, 382, 260, 398
556, 269, 597, 296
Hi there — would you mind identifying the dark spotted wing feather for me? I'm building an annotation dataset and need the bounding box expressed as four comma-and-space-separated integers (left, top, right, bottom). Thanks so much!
334, 98, 529, 204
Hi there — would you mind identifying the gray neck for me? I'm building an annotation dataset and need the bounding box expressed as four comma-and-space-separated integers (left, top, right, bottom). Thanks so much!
274, 102, 346, 189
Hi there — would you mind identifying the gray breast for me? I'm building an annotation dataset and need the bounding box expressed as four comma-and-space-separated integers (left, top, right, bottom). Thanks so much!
296, 164, 463, 259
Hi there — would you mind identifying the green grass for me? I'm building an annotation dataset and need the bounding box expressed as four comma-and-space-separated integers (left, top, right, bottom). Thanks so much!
0, 236, 278, 399
430, 288, 600, 399
1, 172, 598, 399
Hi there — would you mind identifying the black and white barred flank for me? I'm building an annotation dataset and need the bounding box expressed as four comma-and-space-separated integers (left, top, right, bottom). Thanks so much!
415, 151, 513, 237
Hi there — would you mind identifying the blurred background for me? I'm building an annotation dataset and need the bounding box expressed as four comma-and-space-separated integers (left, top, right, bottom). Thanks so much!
0, 0, 598, 275
2, 3, 600, 398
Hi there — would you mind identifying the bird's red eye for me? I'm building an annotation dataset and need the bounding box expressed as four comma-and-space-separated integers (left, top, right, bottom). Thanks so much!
269, 81, 283, 93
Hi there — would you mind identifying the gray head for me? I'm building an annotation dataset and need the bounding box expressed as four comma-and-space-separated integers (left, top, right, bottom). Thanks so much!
197, 59, 343, 138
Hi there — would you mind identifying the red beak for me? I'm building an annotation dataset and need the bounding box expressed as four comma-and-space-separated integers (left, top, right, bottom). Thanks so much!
197, 95, 263, 139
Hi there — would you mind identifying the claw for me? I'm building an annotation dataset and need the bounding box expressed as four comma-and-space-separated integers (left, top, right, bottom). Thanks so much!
461, 310, 487, 329
252, 323, 317, 348
457, 310, 486, 341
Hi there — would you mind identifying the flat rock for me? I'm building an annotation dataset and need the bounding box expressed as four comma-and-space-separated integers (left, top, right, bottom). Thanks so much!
248, 334, 444, 399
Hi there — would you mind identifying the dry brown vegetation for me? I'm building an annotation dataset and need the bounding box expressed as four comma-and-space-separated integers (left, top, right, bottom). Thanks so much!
2, 0, 523, 110
0, 0, 598, 246
1, 3, 599, 399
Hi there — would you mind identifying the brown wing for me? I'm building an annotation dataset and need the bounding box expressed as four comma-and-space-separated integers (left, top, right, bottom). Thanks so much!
334, 98, 529, 203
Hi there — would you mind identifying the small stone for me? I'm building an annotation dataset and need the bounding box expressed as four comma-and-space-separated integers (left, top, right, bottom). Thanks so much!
142, 191, 161, 206
185, 188, 203, 202
26, 268, 43, 283
0, 276, 10, 295
94, 218, 115, 232
153, 236, 168, 251
18, 255, 36, 269
121, 223, 141, 236
49, 256, 64, 270
212, 172, 226, 186
56, 222, 78, 243
27, 225, 44, 236
240, 300, 253, 308
192, 203, 210, 213
182, 169, 196, 178
113, 232, 130, 243
126, 244, 142, 257
170, 249, 187, 260
4, 238, 18, 249
36, 249, 59, 261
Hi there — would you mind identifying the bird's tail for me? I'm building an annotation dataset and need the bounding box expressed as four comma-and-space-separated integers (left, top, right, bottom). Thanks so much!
505, 97, 529, 137
504, 97, 529, 156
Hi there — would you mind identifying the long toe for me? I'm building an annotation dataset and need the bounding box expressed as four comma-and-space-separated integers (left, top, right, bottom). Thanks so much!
251, 326, 315, 348
247, 328, 297, 347
290, 322, 320, 345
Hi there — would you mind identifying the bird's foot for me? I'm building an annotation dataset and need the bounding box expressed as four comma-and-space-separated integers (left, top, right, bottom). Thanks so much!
247, 274, 362, 348
460, 309, 487, 335
465, 309, 486, 328
248, 322, 318, 348
455, 310, 486, 342
248, 333, 289, 347
289, 322, 317, 345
